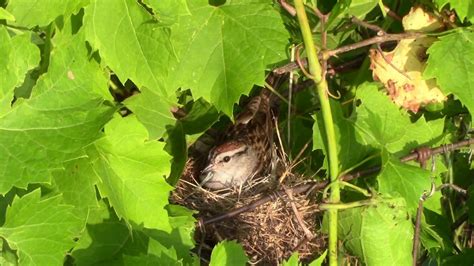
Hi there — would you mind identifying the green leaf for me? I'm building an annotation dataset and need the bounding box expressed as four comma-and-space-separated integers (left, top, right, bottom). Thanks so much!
84, 0, 175, 98
146, 204, 196, 265
354, 83, 444, 154
72, 216, 131, 265
377, 153, 431, 213
338, 197, 413, 265
282, 252, 300, 266
434, 0, 474, 22
468, 186, 474, 222
327, 0, 379, 29
143, 0, 190, 25
425, 29, 474, 115
5, 0, 89, 28
90, 115, 173, 231
52, 158, 100, 218
313, 84, 444, 171
308, 250, 327, 266
0, 189, 82, 265
209, 240, 248, 266
124, 87, 176, 140
164, 122, 187, 186
442, 249, 474, 265
0, 27, 114, 195
169, 0, 289, 115
180, 98, 219, 136
146, 238, 179, 264
0, 237, 18, 266
313, 99, 373, 171
0, 26, 40, 115
0, 8, 15, 21
123, 254, 175, 265
421, 209, 454, 254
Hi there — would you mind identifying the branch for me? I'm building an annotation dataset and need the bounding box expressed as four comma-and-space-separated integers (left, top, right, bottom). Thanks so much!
278, 0, 296, 16
274, 32, 423, 74
323, 32, 423, 59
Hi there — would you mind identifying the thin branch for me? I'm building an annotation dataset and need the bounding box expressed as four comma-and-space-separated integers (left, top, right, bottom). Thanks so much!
278, 0, 296, 16
274, 32, 423, 74
383, 5, 402, 21
412, 198, 424, 265
283, 185, 315, 240
437, 183, 468, 195
310, 5, 325, 20
351, 16, 385, 35
323, 32, 423, 59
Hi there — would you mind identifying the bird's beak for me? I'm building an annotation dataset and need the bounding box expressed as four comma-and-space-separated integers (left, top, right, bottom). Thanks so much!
201, 164, 214, 175
199, 164, 214, 187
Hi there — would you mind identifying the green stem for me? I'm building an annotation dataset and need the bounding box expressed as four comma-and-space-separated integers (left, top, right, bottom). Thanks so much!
293, 1, 340, 265
319, 199, 377, 210
339, 153, 380, 177
340, 181, 372, 197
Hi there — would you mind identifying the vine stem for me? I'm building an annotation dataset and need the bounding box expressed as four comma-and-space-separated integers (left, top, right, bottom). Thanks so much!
293, 1, 340, 264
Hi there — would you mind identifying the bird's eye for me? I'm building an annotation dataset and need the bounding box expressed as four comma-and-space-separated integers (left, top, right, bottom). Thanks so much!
223, 156, 231, 162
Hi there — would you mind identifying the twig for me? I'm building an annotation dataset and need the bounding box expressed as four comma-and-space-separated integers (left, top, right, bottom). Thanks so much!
383, 5, 402, 21
451, 213, 469, 231
412, 198, 424, 265
278, 0, 296, 16
437, 183, 468, 195
351, 16, 385, 35
413, 184, 436, 265
283, 185, 315, 240
311, 5, 325, 20
323, 32, 423, 59
273, 32, 423, 74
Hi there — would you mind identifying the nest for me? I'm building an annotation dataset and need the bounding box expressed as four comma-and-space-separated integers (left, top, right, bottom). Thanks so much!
171, 151, 327, 264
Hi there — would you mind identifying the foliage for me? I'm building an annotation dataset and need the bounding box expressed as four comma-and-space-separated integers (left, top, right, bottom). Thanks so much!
0, 0, 473, 265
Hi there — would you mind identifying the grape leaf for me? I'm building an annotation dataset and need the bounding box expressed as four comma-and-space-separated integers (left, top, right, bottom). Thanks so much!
377, 153, 431, 213
313, 83, 444, 171
442, 249, 474, 266
72, 216, 131, 265
0, 26, 40, 115
425, 29, 474, 115
123, 254, 172, 265
338, 197, 413, 265
90, 115, 173, 231
313, 99, 373, 171
124, 87, 176, 140
0, 27, 114, 195
282, 252, 300, 266
468, 186, 474, 222
169, 0, 289, 115
435, 0, 474, 22
52, 158, 100, 219
146, 204, 197, 265
180, 98, 219, 136
5, 0, 89, 28
309, 250, 327, 266
354, 83, 444, 154
142, 0, 190, 26
0, 8, 14, 21
209, 240, 248, 266
84, 0, 175, 99
327, 0, 379, 29
0, 189, 82, 265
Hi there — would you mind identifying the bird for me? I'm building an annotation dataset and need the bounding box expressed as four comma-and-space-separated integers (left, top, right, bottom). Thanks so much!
199, 76, 282, 190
